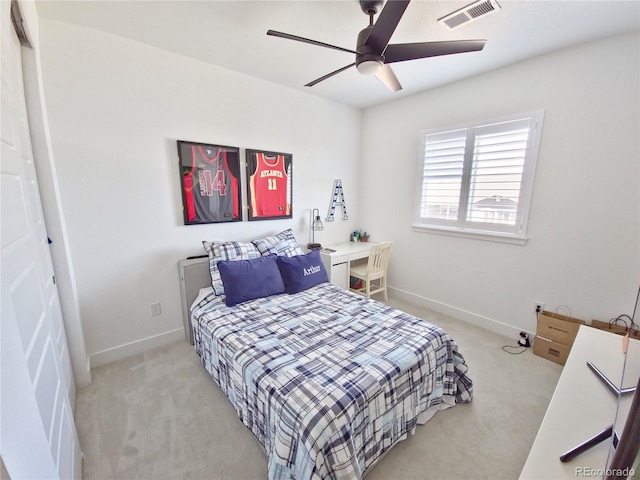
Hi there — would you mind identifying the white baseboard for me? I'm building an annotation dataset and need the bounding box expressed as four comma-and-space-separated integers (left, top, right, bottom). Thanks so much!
388, 286, 534, 340
90, 328, 185, 368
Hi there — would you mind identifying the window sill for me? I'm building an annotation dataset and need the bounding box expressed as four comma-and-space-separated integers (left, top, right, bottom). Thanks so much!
411, 224, 528, 245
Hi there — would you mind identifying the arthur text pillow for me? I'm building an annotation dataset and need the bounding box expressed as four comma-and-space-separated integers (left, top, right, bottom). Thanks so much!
276, 249, 329, 294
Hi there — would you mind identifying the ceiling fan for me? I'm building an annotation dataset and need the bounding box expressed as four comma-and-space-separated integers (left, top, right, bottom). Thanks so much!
267, 0, 487, 92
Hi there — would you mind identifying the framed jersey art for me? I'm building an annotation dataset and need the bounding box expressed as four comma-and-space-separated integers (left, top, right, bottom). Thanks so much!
177, 140, 242, 225
246, 149, 293, 221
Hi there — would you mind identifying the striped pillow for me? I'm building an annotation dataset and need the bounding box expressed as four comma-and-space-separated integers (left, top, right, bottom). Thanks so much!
202, 240, 261, 295
252, 229, 303, 257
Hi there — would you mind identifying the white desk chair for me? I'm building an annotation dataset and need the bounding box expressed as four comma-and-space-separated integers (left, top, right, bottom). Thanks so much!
349, 241, 393, 300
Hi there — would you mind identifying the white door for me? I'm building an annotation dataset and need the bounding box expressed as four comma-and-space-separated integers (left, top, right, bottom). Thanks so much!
1, 2, 82, 478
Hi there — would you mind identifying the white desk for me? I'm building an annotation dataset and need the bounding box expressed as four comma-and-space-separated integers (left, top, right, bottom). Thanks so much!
319, 242, 373, 290
520, 326, 639, 479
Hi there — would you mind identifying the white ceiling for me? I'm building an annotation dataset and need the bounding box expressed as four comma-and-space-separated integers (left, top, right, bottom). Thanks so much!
35, 0, 640, 109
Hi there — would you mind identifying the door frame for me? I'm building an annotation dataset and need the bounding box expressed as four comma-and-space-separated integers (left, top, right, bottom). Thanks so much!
13, 0, 91, 388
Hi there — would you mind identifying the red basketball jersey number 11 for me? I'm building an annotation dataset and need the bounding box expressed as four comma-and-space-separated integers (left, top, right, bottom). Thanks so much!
249, 152, 291, 217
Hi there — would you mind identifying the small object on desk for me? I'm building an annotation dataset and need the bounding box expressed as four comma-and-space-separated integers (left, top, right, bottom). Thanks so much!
322, 248, 336, 253
559, 425, 617, 463
586, 361, 637, 397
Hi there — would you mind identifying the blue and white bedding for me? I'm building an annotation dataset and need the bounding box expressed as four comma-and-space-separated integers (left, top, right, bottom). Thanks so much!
191, 282, 473, 480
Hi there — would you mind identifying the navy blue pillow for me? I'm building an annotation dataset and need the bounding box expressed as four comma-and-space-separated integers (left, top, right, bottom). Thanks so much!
217, 254, 285, 307
277, 249, 329, 294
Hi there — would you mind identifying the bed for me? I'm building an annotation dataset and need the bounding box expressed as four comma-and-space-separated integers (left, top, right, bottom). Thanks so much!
179, 231, 473, 480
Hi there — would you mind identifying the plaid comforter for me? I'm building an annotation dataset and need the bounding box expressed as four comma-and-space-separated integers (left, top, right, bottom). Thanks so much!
191, 282, 472, 480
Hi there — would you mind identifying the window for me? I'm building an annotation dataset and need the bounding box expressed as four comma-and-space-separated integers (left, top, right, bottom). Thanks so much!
413, 111, 544, 244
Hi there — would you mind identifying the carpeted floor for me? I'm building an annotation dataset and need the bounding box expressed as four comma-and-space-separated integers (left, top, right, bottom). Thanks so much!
75, 297, 562, 480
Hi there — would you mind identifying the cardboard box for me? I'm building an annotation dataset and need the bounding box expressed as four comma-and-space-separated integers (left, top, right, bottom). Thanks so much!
536, 311, 585, 347
533, 311, 586, 365
533, 336, 571, 366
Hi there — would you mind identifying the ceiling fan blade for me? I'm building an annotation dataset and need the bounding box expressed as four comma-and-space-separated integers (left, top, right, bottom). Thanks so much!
267, 30, 357, 55
364, 0, 410, 55
375, 64, 402, 92
305, 63, 356, 87
384, 40, 486, 63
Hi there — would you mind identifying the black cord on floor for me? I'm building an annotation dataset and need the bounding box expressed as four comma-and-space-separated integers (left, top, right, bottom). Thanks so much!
501, 344, 528, 354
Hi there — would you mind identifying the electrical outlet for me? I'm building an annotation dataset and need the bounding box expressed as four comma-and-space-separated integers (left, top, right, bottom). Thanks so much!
150, 302, 161, 316
534, 302, 545, 314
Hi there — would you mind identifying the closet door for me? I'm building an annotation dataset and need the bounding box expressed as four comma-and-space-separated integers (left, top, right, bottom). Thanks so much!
1, 2, 81, 478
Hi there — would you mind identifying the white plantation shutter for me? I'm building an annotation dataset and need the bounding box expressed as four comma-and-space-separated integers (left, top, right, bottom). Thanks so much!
466, 118, 532, 228
420, 129, 466, 221
415, 112, 543, 242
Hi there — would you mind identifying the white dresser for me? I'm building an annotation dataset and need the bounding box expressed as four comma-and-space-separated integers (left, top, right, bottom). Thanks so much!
520, 326, 639, 479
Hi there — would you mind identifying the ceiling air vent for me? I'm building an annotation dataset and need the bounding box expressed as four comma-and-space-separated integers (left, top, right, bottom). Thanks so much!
438, 0, 501, 30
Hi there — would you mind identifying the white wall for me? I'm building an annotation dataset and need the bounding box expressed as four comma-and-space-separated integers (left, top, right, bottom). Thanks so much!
360, 33, 640, 338
37, 19, 362, 366
38, 17, 639, 363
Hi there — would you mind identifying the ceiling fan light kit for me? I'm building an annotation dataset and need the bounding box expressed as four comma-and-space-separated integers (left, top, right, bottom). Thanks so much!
356, 60, 382, 75
267, 0, 489, 92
